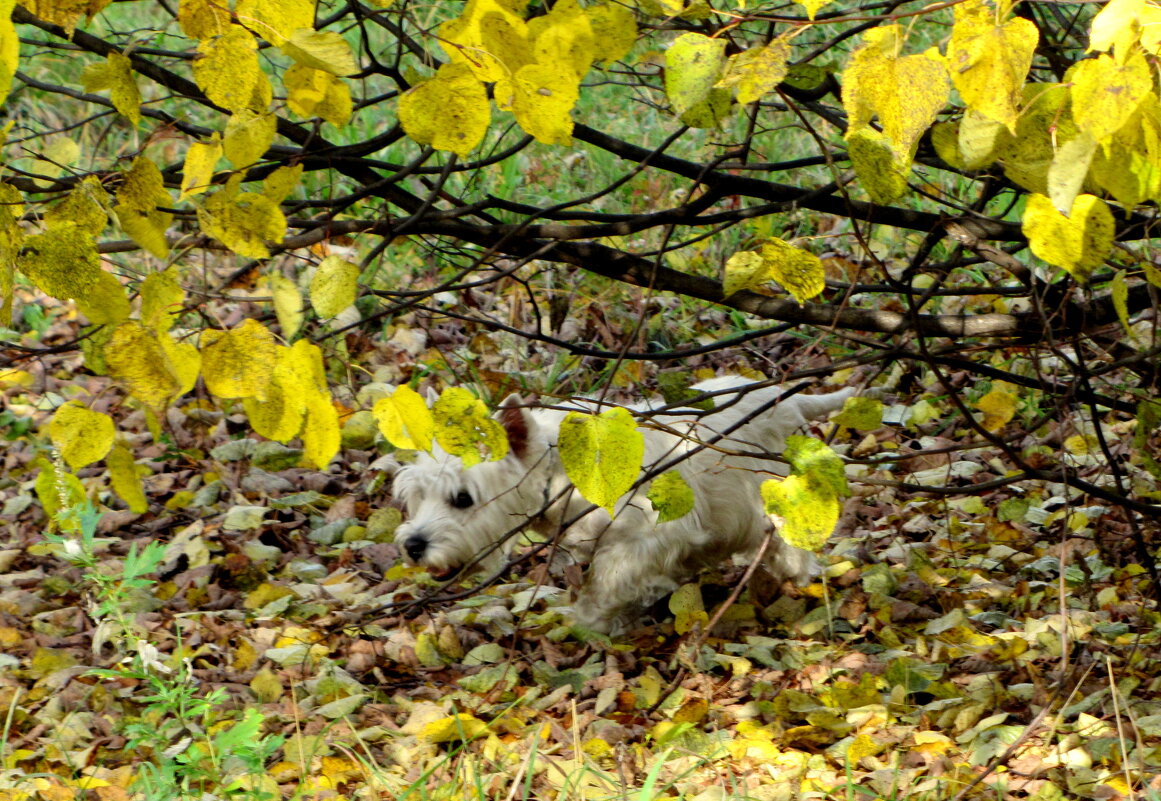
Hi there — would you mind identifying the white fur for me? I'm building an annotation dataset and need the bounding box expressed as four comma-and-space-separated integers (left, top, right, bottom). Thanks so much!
392, 376, 854, 633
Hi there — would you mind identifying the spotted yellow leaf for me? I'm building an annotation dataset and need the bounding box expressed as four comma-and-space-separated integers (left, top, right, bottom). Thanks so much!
433, 387, 508, 468
194, 25, 261, 112
1022, 193, 1114, 284
1070, 51, 1151, 142
223, 107, 277, 167
947, 0, 1038, 131
80, 51, 140, 124
50, 402, 115, 470
310, 254, 359, 318
180, 134, 222, 200
21, 224, 101, 300
373, 384, 434, 451
761, 436, 848, 551
200, 318, 279, 400
558, 406, 643, 516
399, 62, 490, 158
235, 0, 314, 47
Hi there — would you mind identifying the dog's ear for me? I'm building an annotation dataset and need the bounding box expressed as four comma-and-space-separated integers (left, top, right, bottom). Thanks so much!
497, 394, 533, 460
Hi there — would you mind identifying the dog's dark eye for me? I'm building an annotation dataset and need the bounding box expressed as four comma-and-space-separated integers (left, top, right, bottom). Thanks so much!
451, 490, 474, 509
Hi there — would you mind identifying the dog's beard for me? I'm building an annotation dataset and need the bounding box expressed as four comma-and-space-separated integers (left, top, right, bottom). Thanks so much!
393, 451, 542, 579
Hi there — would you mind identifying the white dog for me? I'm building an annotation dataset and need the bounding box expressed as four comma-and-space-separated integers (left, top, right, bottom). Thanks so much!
392, 376, 855, 633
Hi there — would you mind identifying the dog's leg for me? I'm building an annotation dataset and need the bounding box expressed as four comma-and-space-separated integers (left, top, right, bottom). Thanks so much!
569, 508, 695, 634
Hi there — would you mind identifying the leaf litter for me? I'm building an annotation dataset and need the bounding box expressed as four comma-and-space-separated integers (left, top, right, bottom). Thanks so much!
2, 287, 1161, 800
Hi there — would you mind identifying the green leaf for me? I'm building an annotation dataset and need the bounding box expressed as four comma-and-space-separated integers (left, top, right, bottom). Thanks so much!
647, 470, 695, 522
761, 436, 849, 551
373, 384, 434, 452
433, 387, 508, 467
558, 406, 644, 516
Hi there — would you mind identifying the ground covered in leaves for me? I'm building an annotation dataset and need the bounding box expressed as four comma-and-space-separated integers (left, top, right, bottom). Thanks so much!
3, 288, 1161, 801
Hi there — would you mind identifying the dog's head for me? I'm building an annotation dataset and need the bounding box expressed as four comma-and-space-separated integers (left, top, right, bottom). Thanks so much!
392, 396, 548, 581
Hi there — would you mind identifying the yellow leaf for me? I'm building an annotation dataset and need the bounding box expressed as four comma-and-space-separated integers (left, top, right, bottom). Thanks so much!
30, 136, 80, 188
244, 369, 306, 442
529, 0, 595, 76
262, 273, 304, 339
263, 164, 302, 203
994, 83, 1072, 194
106, 321, 185, 407
843, 28, 948, 154
399, 62, 490, 158
107, 443, 148, 513
845, 127, 909, 204
501, 62, 580, 145
310, 254, 359, 318
433, 387, 509, 467
50, 402, 115, 470
302, 393, 340, 469
236, 0, 315, 47
758, 238, 825, 304
244, 344, 311, 442
223, 107, 277, 167
799, 0, 831, 19
178, 0, 232, 40
665, 33, 727, 117
975, 384, 1017, 432
761, 436, 848, 551
80, 51, 140, 124
718, 39, 790, 105
847, 733, 882, 762
439, 0, 531, 82
1111, 269, 1134, 338
198, 184, 286, 259
250, 666, 284, 703
947, 0, 1038, 131
1069, 52, 1151, 142
75, 270, 130, 326
140, 267, 184, 332
194, 26, 261, 112
1021, 193, 1114, 283
558, 406, 644, 515
180, 134, 222, 200
668, 583, 708, 635
418, 714, 487, 744
647, 470, 695, 523
21, 0, 110, 34
114, 157, 173, 259
372, 384, 434, 451
160, 335, 201, 397
284, 64, 352, 126
285, 338, 328, 395
0, 0, 18, 109
21, 224, 101, 300
1089, 0, 1144, 56
200, 318, 279, 400
1090, 95, 1161, 208
280, 28, 358, 76
1047, 131, 1096, 214
957, 110, 1006, 170
587, 1, 636, 66
45, 175, 109, 235
832, 396, 883, 430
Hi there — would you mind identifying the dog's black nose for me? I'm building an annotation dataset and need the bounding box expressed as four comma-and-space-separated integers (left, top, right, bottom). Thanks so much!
403, 534, 428, 562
